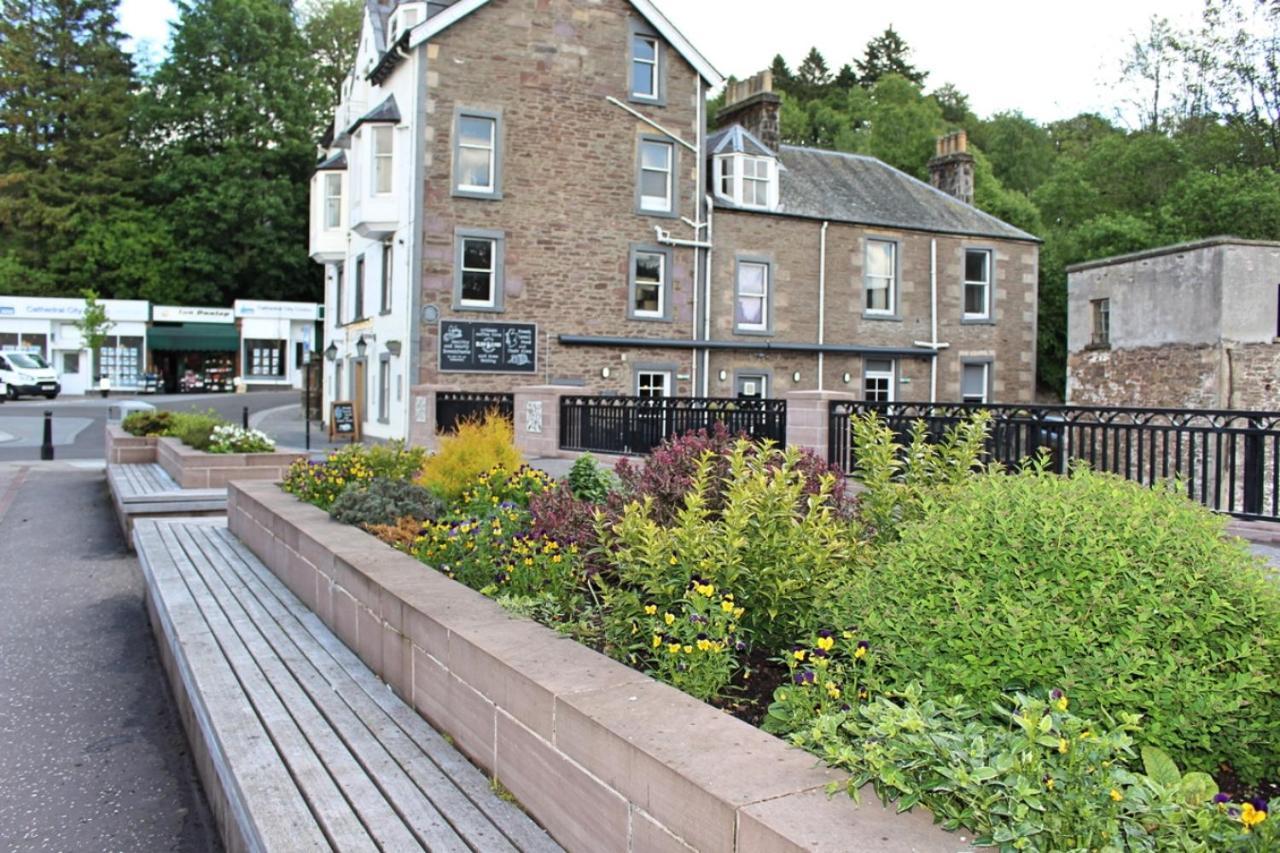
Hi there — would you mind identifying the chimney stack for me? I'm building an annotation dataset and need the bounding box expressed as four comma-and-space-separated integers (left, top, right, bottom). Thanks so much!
715, 70, 782, 153
928, 131, 975, 206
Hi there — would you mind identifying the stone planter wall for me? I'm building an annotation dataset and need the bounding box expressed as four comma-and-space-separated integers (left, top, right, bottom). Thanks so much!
227, 480, 957, 853
105, 423, 157, 464
156, 437, 305, 489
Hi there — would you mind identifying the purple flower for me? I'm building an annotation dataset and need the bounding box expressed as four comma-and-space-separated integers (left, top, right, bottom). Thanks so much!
1050, 688, 1064, 701
811, 648, 829, 659
1214, 793, 1232, 804
1250, 797, 1270, 813
856, 640, 870, 651
734, 640, 746, 652
817, 629, 832, 639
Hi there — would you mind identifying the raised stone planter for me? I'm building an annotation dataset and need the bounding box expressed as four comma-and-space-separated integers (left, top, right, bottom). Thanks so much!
156, 436, 304, 489
105, 423, 158, 464
228, 480, 961, 853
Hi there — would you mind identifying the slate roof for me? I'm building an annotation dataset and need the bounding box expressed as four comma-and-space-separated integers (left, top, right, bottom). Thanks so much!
315, 150, 347, 171
717, 142, 1038, 243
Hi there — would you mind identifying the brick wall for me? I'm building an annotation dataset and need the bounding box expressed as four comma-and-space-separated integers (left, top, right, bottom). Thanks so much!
1227, 341, 1280, 410
705, 211, 1039, 403
420, 0, 701, 396
1067, 344, 1222, 409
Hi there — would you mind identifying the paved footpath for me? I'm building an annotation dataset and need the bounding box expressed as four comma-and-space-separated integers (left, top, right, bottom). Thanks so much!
0, 465, 220, 852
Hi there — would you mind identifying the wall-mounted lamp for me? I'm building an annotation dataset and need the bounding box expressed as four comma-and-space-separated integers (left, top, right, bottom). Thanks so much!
355, 335, 368, 358
324, 341, 339, 362
842, 372, 852, 384
718, 369, 727, 381
792, 371, 802, 383
601, 366, 611, 379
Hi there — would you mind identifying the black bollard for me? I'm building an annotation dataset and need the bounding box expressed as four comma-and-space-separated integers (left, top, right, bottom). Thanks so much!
242, 406, 249, 430
40, 410, 53, 461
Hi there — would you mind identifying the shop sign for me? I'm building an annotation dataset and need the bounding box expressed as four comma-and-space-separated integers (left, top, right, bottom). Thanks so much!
153, 305, 235, 323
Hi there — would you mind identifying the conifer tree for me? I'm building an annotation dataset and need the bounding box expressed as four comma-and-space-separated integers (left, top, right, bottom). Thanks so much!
856, 26, 928, 87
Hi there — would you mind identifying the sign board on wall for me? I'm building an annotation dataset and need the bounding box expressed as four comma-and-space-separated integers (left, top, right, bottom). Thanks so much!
438, 320, 537, 374
153, 305, 235, 323
0, 297, 149, 323
234, 300, 321, 320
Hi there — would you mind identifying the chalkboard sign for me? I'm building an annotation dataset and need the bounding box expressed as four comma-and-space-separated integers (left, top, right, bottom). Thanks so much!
329, 400, 359, 441
439, 320, 537, 374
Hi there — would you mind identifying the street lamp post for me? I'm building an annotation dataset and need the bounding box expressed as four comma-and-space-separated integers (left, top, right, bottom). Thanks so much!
302, 349, 312, 452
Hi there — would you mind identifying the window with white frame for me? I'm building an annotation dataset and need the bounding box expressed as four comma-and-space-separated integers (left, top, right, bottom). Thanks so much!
378, 357, 390, 421
638, 139, 673, 214
636, 370, 670, 397
962, 362, 990, 404
372, 126, 393, 195
631, 34, 659, 99
742, 157, 770, 207
456, 114, 496, 193
865, 239, 896, 314
735, 261, 769, 332
864, 358, 895, 402
632, 250, 665, 318
324, 173, 342, 229
964, 249, 991, 319
736, 373, 768, 399
380, 242, 393, 313
459, 237, 497, 307
720, 156, 734, 196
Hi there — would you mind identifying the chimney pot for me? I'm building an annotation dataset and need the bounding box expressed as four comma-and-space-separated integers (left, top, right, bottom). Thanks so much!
715, 69, 782, 154
928, 131, 975, 206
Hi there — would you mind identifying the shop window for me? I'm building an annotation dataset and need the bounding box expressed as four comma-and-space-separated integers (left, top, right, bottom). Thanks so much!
62, 352, 80, 374
245, 339, 286, 377
99, 336, 143, 386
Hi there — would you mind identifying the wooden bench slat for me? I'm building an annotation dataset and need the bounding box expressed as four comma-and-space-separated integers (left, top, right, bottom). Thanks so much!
173, 524, 467, 853
133, 521, 333, 853
153, 522, 382, 852
208, 526, 563, 853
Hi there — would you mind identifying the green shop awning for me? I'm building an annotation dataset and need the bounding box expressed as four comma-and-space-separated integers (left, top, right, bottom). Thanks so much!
148, 323, 240, 352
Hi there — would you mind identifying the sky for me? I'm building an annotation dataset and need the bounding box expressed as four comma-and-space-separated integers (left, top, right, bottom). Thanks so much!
117, 0, 1209, 125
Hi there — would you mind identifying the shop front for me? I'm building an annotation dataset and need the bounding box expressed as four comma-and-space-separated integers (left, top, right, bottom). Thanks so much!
233, 300, 321, 390
148, 305, 240, 393
0, 296, 149, 395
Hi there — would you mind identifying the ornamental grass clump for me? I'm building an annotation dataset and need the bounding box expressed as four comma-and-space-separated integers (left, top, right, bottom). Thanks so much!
845, 460, 1280, 784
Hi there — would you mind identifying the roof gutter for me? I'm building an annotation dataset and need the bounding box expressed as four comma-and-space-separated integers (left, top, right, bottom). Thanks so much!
558, 335, 937, 359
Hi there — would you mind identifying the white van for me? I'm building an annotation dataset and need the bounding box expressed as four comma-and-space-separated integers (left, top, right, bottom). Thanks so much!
0, 351, 60, 400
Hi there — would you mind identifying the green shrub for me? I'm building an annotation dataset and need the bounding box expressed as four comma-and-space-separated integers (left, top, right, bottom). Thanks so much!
567, 454, 614, 502
843, 464, 1280, 783
785, 686, 1277, 850
329, 478, 442, 527
638, 582, 744, 702
597, 440, 867, 656
419, 414, 522, 501
167, 410, 225, 451
281, 443, 425, 510
121, 410, 174, 436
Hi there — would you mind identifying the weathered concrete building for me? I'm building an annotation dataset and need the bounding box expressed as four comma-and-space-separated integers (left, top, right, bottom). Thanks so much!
311, 0, 1041, 443
1066, 237, 1280, 410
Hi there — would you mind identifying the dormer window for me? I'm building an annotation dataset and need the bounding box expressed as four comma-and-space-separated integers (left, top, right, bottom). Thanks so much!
323, 174, 342, 229
714, 153, 777, 210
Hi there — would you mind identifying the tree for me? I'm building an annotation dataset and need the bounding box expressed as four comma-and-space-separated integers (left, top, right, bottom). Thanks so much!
0, 0, 141, 294
833, 63, 858, 92
856, 26, 927, 88
1119, 16, 1183, 131
768, 53, 795, 97
795, 47, 832, 100
931, 82, 976, 127
140, 0, 329, 306
858, 75, 945, 177
300, 0, 363, 98
74, 288, 113, 381
971, 111, 1055, 195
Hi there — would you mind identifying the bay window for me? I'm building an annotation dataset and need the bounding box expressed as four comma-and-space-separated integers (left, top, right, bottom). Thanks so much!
371, 126, 393, 195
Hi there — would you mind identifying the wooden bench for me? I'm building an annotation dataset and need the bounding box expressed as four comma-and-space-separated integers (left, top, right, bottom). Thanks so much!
107, 464, 227, 543
134, 518, 561, 853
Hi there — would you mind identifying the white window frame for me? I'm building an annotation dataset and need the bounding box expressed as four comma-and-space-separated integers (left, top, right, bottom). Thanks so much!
962, 362, 990, 404
735, 260, 769, 333
631, 34, 659, 100
458, 237, 497, 309
378, 356, 390, 422
323, 173, 342, 229
713, 154, 775, 210
864, 239, 897, 316
638, 139, 673, 214
636, 370, 671, 398
372, 126, 393, 195
632, 250, 665, 319
456, 113, 496, 194
963, 248, 992, 320
735, 373, 768, 399
863, 359, 895, 403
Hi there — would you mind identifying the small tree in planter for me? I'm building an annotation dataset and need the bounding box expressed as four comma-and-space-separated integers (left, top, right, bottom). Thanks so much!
75, 289, 113, 396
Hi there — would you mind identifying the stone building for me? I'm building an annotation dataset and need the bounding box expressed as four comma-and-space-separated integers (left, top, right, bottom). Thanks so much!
310, 0, 1041, 443
1066, 237, 1280, 410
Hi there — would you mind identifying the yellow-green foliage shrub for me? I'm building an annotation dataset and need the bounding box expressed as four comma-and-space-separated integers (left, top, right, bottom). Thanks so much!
418, 414, 522, 501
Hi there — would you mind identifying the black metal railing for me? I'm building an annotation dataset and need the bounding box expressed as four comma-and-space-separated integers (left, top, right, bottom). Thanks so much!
435, 391, 514, 434
829, 401, 1280, 521
560, 395, 787, 456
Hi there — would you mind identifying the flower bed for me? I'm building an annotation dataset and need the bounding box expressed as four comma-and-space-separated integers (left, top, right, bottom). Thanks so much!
275, 418, 1279, 850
